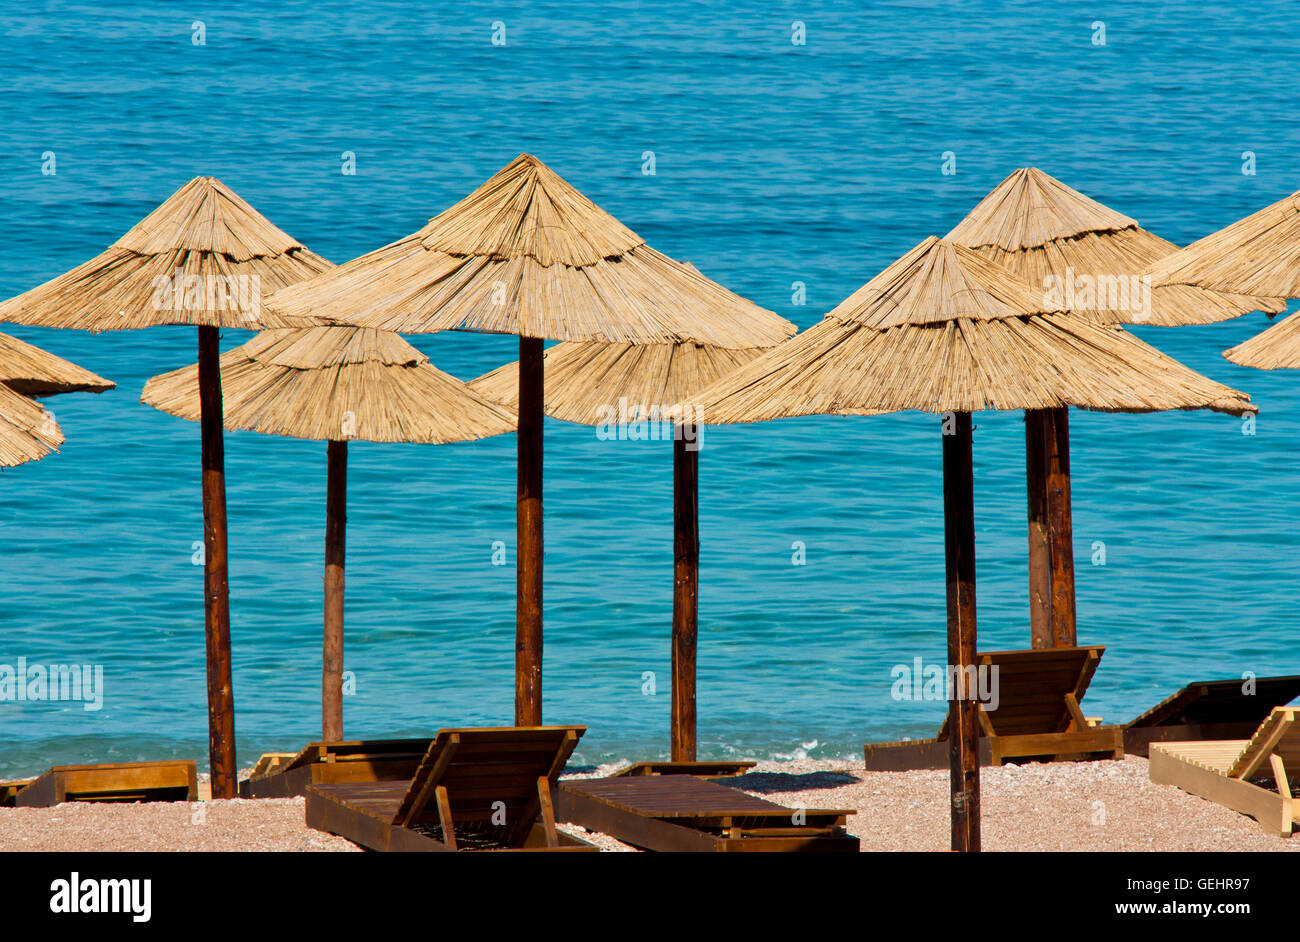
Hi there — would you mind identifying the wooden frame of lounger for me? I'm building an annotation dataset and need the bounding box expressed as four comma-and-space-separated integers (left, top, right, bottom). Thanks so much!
13, 760, 197, 806
611, 761, 757, 778
239, 738, 433, 798
862, 646, 1123, 771
305, 726, 597, 852
1149, 706, 1299, 837
557, 775, 859, 852
1123, 675, 1300, 756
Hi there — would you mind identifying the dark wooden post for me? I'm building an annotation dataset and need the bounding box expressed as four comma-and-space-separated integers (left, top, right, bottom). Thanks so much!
322, 440, 347, 742
942, 411, 980, 853
1025, 410, 1052, 649
197, 326, 236, 799
516, 336, 544, 725
1044, 407, 1077, 647
1025, 408, 1077, 649
671, 430, 699, 762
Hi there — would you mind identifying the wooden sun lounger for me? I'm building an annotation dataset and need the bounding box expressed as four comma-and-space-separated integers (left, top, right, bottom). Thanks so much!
13, 760, 197, 806
239, 738, 433, 798
611, 761, 757, 778
0, 779, 35, 807
557, 775, 859, 852
1149, 706, 1299, 836
305, 726, 597, 851
1124, 675, 1300, 756
862, 646, 1124, 771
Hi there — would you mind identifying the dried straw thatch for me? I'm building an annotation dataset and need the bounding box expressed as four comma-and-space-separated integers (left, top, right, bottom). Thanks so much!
0, 331, 114, 466
1223, 309, 1300, 370
141, 326, 515, 443
0, 177, 332, 331
0, 331, 114, 397
0, 384, 64, 468
1148, 189, 1300, 301
948, 168, 1285, 326
267, 155, 794, 347
690, 237, 1255, 423
471, 341, 772, 425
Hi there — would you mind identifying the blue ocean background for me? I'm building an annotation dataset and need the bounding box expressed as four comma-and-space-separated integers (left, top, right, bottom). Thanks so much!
0, 1, 1297, 776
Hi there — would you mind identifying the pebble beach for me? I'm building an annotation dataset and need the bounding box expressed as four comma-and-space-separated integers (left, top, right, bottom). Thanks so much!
2, 756, 1292, 852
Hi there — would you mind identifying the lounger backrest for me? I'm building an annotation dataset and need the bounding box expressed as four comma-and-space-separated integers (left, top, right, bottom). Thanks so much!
271, 738, 431, 775
975, 646, 1104, 736
1126, 676, 1300, 728
390, 726, 585, 833
1228, 707, 1299, 779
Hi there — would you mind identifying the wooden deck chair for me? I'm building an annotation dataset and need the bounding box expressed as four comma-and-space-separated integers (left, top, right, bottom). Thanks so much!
557, 775, 858, 852
1149, 706, 1299, 837
0, 779, 35, 807
863, 646, 1123, 771
240, 738, 433, 798
305, 726, 596, 851
1124, 675, 1300, 756
611, 761, 756, 778
13, 760, 197, 806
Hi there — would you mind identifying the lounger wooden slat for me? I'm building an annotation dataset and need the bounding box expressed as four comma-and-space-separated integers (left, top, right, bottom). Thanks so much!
1124, 675, 1300, 756
863, 646, 1123, 771
305, 726, 597, 852
240, 738, 435, 798
1149, 707, 1299, 836
13, 760, 197, 806
557, 775, 859, 852
611, 761, 758, 778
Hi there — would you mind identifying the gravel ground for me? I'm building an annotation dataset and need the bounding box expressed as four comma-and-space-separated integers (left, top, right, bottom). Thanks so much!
1, 756, 1293, 851
0, 796, 359, 852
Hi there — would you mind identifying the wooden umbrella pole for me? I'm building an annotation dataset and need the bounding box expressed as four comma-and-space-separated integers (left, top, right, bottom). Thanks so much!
1024, 410, 1052, 648
322, 439, 347, 741
197, 325, 236, 800
516, 335, 544, 725
942, 411, 980, 852
1044, 407, 1077, 647
671, 430, 699, 762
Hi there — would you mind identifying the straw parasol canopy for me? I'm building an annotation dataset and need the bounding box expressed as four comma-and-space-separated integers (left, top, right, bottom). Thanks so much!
0, 385, 65, 468
1224, 312, 1300, 369
1140, 188, 1300, 372
1148, 189, 1300, 303
0, 176, 330, 331
143, 326, 515, 443
143, 325, 514, 739
0, 331, 114, 467
948, 168, 1286, 326
689, 236, 1253, 852
947, 168, 1275, 647
266, 155, 792, 348
472, 285, 794, 761
694, 237, 1255, 422
265, 154, 794, 727
0, 176, 332, 798
470, 339, 774, 423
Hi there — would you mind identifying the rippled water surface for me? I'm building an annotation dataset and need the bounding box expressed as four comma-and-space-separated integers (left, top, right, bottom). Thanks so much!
0, 2, 1298, 774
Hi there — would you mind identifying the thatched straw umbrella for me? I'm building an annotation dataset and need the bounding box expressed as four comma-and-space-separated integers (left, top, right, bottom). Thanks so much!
1141, 188, 1300, 368
0, 331, 114, 466
949, 168, 1284, 650
1149, 188, 1300, 303
689, 236, 1254, 851
265, 155, 791, 725
470, 323, 793, 760
141, 326, 515, 739
0, 177, 330, 797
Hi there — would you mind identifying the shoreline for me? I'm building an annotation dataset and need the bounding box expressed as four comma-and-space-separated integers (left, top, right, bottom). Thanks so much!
1, 756, 1293, 852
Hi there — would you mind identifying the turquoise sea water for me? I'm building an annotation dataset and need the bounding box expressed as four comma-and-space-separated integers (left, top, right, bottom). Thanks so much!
0, 2, 1298, 776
